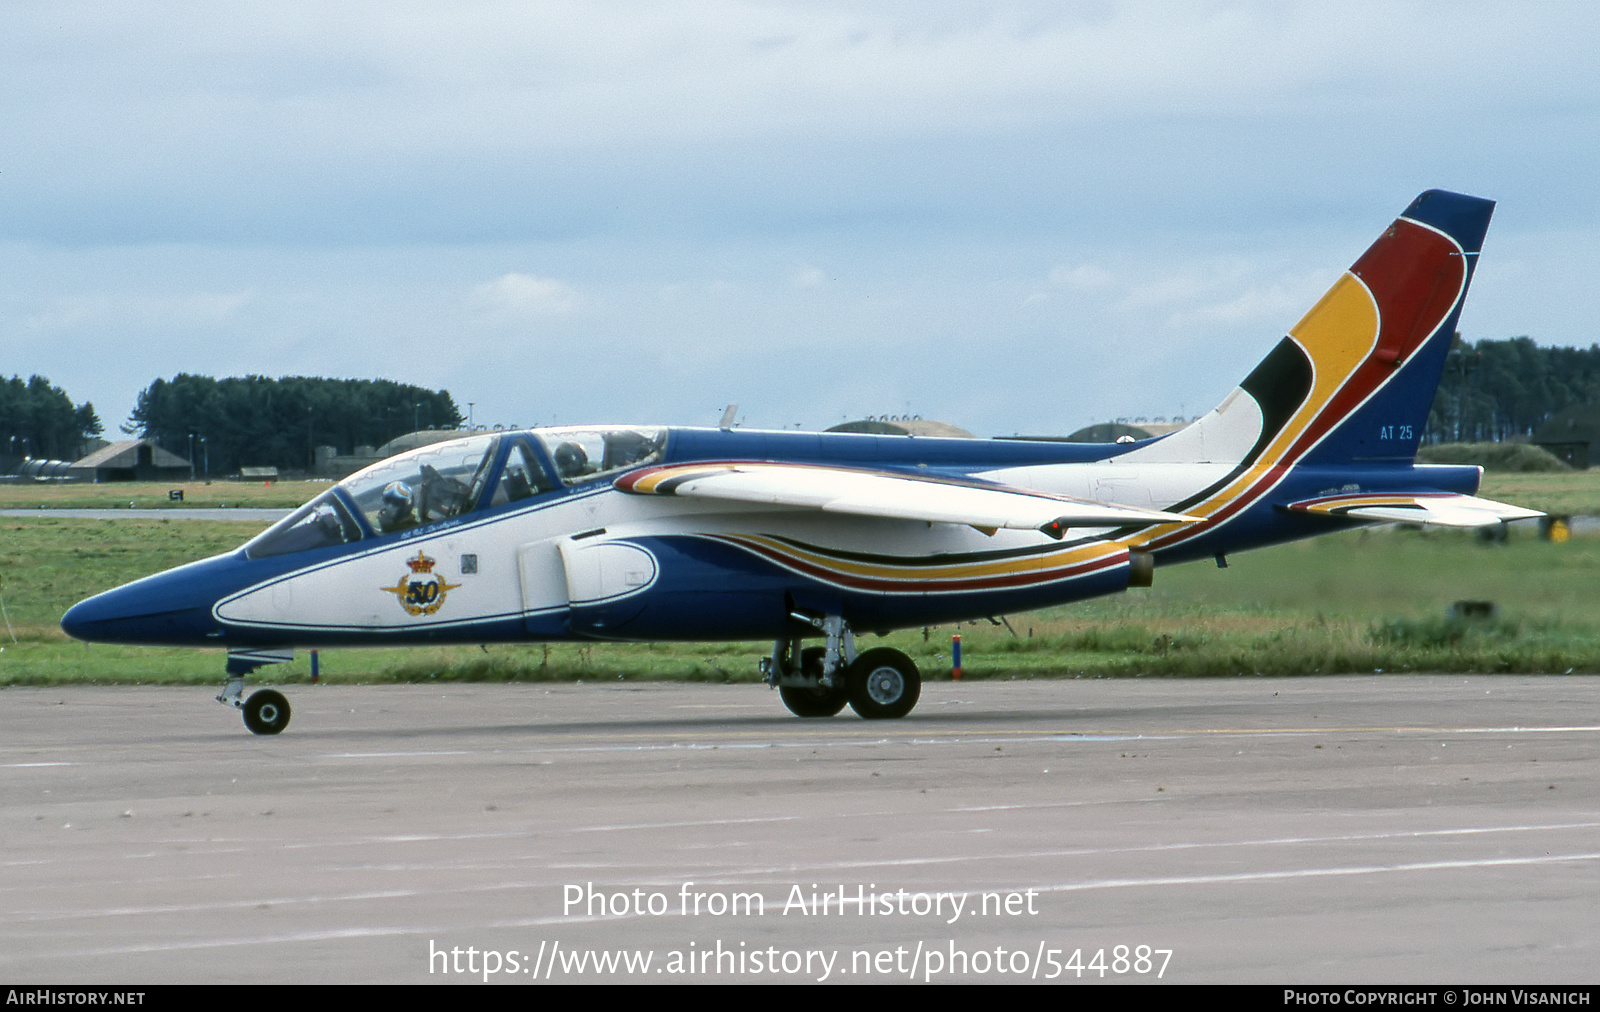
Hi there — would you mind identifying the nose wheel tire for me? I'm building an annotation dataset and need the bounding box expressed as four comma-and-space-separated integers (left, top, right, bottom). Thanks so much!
242, 689, 291, 735
846, 648, 921, 720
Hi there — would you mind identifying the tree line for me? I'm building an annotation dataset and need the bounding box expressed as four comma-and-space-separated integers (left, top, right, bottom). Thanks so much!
12, 341, 1598, 474
129, 374, 462, 476
1426, 337, 1600, 444
0, 375, 102, 461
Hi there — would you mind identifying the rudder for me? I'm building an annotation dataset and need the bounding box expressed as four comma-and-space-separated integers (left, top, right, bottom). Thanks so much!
1120, 191, 1501, 550
1122, 191, 1493, 477
1273, 189, 1494, 467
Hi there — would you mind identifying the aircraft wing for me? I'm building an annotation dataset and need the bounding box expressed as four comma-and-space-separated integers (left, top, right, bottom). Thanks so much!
615, 462, 1199, 537
1287, 492, 1544, 528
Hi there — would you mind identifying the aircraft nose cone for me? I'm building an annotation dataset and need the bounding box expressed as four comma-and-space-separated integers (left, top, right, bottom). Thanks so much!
61, 580, 214, 645
60, 593, 111, 641
61, 554, 241, 646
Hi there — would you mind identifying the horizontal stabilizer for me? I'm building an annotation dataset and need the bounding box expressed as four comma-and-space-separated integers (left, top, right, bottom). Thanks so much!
617, 462, 1199, 536
1288, 492, 1543, 528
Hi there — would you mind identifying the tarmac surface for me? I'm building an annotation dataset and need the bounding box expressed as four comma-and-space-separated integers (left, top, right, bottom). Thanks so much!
1, 676, 1596, 984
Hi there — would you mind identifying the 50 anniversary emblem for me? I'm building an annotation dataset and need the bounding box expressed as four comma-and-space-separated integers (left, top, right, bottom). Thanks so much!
382, 551, 461, 616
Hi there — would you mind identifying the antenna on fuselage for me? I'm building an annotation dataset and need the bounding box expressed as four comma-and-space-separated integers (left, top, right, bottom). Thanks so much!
719, 404, 738, 431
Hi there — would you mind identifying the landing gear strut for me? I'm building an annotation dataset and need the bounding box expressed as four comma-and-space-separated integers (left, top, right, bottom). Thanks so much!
761, 614, 922, 720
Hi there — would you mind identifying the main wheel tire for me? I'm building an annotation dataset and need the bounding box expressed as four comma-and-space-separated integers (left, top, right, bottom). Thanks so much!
779, 646, 848, 717
846, 648, 921, 720
242, 689, 291, 735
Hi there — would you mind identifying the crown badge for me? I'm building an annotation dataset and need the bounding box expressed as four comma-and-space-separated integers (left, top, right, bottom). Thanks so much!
382, 551, 460, 617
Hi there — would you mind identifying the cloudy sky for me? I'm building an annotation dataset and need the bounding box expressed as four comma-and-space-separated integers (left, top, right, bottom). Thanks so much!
4, 2, 1598, 441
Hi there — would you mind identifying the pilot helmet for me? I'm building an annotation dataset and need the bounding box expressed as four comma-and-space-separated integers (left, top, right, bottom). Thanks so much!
381, 480, 414, 510
554, 442, 588, 477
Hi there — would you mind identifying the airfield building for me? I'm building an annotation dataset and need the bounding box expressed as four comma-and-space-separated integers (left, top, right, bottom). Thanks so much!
1532, 403, 1600, 469
67, 439, 191, 483
826, 418, 975, 438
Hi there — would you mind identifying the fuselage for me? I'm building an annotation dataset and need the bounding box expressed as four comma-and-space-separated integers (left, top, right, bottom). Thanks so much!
60, 423, 1482, 650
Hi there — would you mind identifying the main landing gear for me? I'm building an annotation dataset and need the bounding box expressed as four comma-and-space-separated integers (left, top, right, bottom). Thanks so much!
761, 614, 921, 720
218, 649, 295, 735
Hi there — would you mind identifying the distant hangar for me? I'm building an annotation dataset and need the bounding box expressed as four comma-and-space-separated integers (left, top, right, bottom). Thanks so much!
67, 439, 191, 482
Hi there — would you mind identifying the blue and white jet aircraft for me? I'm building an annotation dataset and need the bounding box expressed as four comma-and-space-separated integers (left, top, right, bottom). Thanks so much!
63, 190, 1538, 734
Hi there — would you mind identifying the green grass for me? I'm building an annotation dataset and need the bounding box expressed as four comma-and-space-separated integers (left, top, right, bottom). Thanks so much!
1476, 472, 1600, 517
4, 514, 1600, 686
1398, 444, 1600, 514
1418, 441, 1570, 473
0, 479, 323, 510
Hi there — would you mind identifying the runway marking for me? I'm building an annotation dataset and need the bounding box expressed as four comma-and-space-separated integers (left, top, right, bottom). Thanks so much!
508, 722, 1600, 741
284, 833, 528, 847
8, 723, 1595, 770
10, 821, 1596, 925
952, 799, 1162, 812
647, 821, 1600, 882
939, 820, 1600, 852
321, 750, 476, 758
2, 877, 696, 948
11, 848, 1599, 958
278, 816, 804, 850
11, 794, 1598, 878
18, 808, 1600, 871
1032, 851, 1600, 894
284, 722, 1598, 761
567, 816, 801, 833
0, 924, 446, 961
1171, 725, 1600, 736
8, 890, 425, 923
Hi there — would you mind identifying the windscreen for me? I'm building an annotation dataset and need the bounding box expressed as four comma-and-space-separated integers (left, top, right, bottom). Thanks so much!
245, 490, 362, 559
340, 434, 500, 534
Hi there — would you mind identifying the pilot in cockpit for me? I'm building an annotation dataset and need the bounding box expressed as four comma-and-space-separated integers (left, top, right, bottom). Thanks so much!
378, 480, 416, 532
376, 464, 473, 532
553, 442, 590, 479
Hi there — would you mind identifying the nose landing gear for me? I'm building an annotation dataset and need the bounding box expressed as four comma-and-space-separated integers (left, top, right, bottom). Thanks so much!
242, 689, 291, 735
218, 649, 296, 735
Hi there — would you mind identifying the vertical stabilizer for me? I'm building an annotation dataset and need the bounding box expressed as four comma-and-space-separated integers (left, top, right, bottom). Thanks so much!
1133, 190, 1493, 475
1293, 189, 1493, 465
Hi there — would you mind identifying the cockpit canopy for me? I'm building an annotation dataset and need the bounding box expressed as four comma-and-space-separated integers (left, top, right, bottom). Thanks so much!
243, 426, 666, 559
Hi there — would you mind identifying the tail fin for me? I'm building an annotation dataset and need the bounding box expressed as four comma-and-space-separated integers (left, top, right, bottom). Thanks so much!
1292, 189, 1493, 465
1133, 190, 1493, 472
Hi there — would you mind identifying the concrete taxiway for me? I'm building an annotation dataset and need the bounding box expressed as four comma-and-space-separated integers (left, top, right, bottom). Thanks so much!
1, 676, 1596, 984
